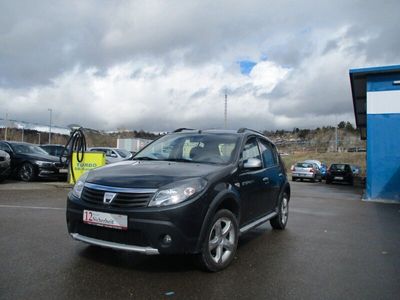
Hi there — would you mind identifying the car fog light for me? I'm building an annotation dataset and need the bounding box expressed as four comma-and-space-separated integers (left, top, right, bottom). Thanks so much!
162, 234, 172, 245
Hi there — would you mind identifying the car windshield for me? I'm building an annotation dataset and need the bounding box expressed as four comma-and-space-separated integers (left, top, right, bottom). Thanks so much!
134, 133, 240, 165
115, 149, 131, 158
11, 143, 49, 155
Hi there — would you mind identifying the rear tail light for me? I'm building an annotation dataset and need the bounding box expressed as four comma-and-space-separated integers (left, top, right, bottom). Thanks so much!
310, 168, 316, 173
291, 165, 295, 171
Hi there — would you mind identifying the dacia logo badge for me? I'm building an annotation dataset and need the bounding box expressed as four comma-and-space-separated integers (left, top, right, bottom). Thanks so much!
103, 192, 117, 204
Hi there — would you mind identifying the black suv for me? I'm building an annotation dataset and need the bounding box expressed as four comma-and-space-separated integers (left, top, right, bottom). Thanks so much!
67, 128, 290, 271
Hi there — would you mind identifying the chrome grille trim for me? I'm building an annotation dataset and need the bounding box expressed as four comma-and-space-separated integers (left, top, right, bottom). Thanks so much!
84, 182, 157, 194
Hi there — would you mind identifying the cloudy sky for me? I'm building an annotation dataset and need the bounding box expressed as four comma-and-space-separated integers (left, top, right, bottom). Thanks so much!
1, 0, 399, 131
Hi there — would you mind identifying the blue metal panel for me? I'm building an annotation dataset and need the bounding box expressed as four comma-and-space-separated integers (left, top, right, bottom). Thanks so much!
350, 65, 400, 75
366, 113, 400, 201
367, 74, 400, 92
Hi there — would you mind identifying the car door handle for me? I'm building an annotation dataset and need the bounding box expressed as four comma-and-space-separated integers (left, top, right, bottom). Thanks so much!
262, 177, 270, 183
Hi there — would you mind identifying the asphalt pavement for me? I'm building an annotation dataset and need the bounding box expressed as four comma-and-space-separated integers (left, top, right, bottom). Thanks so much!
0, 180, 399, 299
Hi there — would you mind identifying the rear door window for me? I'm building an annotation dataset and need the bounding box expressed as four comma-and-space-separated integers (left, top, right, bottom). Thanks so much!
258, 139, 278, 168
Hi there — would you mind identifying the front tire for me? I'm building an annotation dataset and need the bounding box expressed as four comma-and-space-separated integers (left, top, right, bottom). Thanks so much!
197, 209, 238, 272
18, 162, 36, 182
270, 192, 289, 230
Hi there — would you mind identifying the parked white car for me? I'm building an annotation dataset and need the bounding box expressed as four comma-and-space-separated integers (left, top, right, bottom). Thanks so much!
88, 147, 133, 164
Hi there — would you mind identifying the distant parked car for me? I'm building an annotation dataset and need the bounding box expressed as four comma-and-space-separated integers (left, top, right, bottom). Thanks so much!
348, 147, 366, 153
304, 160, 328, 179
0, 150, 11, 182
350, 165, 361, 176
291, 161, 322, 182
0, 141, 67, 182
88, 147, 133, 164
326, 163, 354, 185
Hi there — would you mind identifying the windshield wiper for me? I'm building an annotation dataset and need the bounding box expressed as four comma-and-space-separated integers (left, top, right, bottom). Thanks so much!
134, 156, 158, 161
164, 158, 196, 163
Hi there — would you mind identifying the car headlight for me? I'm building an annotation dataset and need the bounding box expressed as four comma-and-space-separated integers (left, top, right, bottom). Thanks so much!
148, 178, 207, 207
71, 172, 89, 198
35, 160, 53, 168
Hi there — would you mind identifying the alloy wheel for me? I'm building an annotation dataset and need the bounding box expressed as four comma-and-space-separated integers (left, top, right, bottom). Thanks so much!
208, 217, 236, 264
20, 163, 33, 181
280, 196, 289, 224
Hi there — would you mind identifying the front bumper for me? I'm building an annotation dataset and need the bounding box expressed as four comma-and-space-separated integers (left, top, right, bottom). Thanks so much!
0, 164, 11, 179
70, 233, 159, 254
66, 192, 209, 255
37, 166, 67, 180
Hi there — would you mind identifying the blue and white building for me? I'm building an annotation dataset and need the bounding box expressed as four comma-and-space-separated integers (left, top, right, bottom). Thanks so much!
350, 65, 400, 202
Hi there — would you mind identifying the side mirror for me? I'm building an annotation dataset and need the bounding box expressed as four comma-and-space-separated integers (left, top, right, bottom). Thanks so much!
243, 158, 262, 169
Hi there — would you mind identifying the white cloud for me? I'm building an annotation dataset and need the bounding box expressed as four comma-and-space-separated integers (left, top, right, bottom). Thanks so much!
1, 60, 291, 130
250, 61, 291, 95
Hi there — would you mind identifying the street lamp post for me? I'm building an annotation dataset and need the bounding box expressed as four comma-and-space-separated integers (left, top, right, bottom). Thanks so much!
4, 113, 8, 141
38, 132, 41, 145
48, 108, 52, 144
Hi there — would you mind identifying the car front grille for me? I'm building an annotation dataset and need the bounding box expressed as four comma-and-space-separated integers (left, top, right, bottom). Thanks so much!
53, 162, 65, 168
81, 186, 154, 208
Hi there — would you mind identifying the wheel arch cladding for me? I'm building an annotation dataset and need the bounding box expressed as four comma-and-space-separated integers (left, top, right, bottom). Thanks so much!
195, 190, 241, 252
283, 183, 291, 200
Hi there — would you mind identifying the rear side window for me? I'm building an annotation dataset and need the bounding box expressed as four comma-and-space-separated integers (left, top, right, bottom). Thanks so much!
296, 163, 313, 168
330, 164, 345, 171
258, 139, 277, 168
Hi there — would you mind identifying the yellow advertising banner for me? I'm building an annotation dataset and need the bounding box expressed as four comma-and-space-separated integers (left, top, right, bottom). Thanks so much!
69, 151, 106, 184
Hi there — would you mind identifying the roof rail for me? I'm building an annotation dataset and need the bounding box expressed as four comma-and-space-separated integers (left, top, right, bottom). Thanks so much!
237, 128, 265, 136
173, 128, 196, 133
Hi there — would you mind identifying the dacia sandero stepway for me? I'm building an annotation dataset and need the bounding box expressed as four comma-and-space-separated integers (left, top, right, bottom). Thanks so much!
67, 128, 290, 271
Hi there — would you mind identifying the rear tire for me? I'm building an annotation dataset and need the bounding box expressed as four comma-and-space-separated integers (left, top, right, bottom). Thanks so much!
292, 177, 296, 182
270, 192, 289, 230
196, 209, 238, 272
18, 162, 36, 182
326, 179, 331, 184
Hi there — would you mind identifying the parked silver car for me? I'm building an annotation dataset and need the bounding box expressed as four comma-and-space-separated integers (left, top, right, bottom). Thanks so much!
291, 161, 322, 182
88, 147, 133, 164
0, 150, 11, 182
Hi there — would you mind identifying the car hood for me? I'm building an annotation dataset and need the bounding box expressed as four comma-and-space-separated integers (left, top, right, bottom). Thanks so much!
86, 160, 229, 188
16, 153, 60, 162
